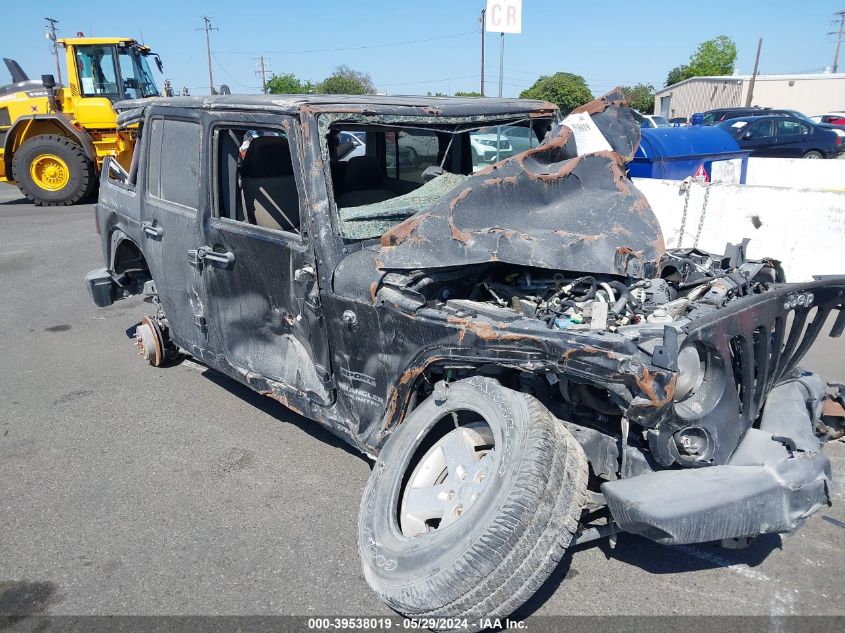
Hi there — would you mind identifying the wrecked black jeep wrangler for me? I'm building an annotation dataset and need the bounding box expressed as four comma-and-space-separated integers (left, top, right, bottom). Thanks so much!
85, 90, 844, 625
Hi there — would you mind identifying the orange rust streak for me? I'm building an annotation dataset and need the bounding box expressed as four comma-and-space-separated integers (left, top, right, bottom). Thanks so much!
380, 212, 428, 248
448, 187, 474, 244
634, 368, 676, 407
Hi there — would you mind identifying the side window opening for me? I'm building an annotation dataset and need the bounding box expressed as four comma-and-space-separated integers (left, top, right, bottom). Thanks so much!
216, 128, 301, 236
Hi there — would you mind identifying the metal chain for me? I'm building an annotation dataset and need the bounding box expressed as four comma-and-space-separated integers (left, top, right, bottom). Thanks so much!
693, 183, 711, 249
677, 180, 691, 248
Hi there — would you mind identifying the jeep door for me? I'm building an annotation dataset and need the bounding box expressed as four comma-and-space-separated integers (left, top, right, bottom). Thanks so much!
198, 112, 333, 405
140, 109, 208, 357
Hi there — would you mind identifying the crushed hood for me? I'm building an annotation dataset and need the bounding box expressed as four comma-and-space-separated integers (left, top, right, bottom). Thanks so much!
377, 90, 666, 279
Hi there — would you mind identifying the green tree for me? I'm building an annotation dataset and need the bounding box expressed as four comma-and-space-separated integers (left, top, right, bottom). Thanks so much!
266, 72, 313, 94
454, 90, 482, 97
519, 72, 593, 114
688, 35, 737, 77
665, 36, 737, 86
665, 64, 692, 87
317, 65, 376, 95
620, 83, 656, 114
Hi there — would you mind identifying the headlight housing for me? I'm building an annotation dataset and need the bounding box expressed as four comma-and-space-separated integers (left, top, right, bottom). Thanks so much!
674, 344, 706, 401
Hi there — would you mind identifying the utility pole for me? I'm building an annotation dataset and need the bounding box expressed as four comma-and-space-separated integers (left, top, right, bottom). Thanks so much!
745, 38, 763, 106
44, 17, 62, 85
255, 55, 268, 93
498, 33, 504, 98
197, 16, 218, 95
831, 10, 845, 73
479, 8, 486, 96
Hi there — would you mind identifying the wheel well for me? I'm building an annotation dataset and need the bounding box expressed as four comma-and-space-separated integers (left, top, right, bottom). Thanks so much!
113, 238, 148, 276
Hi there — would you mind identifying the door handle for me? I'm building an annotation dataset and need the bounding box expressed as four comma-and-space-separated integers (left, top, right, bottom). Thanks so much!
141, 221, 163, 238
197, 246, 235, 267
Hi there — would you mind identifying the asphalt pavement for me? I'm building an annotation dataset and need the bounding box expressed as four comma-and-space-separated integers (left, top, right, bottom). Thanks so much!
1, 182, 844, 623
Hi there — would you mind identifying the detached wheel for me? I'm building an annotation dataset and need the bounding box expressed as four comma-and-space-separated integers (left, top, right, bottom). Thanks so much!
358, 377, 588, 628
803, 150, 823, 159
12, 134, 97, 206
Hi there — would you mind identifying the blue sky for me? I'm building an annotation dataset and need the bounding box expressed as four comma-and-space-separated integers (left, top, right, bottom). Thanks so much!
2, 0, 843, 97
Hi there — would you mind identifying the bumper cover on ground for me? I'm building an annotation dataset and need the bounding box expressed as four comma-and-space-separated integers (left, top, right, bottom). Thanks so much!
602, 376, 832, 545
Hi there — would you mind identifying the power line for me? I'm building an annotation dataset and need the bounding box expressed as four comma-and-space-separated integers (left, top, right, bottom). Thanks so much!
215, 31, 475, 55
211, 53, 252, 90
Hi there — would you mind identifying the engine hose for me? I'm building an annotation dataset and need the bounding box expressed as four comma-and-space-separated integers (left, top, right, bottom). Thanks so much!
607, 280, 632, 317
567, 276, 596, 299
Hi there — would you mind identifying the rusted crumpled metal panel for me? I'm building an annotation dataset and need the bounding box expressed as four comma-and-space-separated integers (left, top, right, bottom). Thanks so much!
377, 89, 665, 279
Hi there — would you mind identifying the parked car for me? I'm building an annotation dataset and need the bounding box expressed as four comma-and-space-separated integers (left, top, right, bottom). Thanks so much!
700, 106, 773, 125
811, 112, 845, 126
336, 131, 366, 162
777, 109, 845, 139
86, 93, 841, 626
639, 114, 672, 128
470, 130, 513, 164
716, 115, 843, 158
499, 123, 541, 154
669, 117, 688, 126
630, 111, 671, 128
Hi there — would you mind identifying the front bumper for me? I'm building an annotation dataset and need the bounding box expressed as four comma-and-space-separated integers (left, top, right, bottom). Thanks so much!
602, 375, 832, 545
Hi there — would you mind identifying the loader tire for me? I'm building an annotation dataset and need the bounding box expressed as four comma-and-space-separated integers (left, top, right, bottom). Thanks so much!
13, 134, 97, 206
358, 376, 588, 631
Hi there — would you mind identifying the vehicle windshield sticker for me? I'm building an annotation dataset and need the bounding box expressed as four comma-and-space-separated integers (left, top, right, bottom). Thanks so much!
561, 112, 613, 156
731, 121, 748, 128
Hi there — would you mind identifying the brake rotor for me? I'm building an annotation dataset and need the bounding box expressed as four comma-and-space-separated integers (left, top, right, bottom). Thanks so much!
134, 316, 164, 367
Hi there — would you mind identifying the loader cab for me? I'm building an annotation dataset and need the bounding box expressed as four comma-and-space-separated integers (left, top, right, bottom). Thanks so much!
67, 40, 160, 103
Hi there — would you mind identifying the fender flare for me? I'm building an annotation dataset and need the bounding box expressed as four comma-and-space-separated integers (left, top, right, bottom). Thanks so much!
3, 114, 97, 178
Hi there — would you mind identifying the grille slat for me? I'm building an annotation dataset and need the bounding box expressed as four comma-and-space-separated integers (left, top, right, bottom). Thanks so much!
766, 317, 786, 394
773, 308, 808, 383
752, 325, 770, 408
729, 306, 823, 424
781, 307, 830, 378
688, 281, 845, 431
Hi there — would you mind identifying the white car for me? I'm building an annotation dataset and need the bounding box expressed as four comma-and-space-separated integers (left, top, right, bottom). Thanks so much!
639, 114, 672, 128
470, 132, 513, 164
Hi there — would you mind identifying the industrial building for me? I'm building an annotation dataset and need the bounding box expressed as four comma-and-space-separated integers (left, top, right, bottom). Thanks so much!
653, 73, 845, 120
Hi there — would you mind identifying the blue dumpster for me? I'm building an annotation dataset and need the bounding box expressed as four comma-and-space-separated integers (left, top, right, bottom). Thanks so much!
628, 126, 750, 183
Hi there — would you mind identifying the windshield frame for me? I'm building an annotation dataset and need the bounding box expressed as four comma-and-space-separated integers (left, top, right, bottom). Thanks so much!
317, 111, 556, 242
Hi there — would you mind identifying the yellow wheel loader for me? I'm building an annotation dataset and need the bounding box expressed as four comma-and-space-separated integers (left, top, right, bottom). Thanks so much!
0, 37, 162, 205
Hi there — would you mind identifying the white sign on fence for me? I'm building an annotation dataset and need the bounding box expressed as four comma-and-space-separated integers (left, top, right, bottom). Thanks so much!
486, 0, 522, 34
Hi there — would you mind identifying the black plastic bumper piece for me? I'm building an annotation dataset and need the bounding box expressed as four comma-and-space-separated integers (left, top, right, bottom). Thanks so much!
84, 267, 116, 307
602, 376, 832, 545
